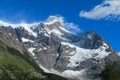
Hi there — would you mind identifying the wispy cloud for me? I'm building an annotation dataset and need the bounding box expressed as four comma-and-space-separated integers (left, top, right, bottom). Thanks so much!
0, 9, 29, 23
80, 0, 120, 20
64, 22, 81, 35
46, 15, 81, 35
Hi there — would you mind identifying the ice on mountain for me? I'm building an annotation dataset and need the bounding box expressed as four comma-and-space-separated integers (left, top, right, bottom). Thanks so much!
0, 20, 39, 37
87, 34, 93, 39
61, 42, 110, 68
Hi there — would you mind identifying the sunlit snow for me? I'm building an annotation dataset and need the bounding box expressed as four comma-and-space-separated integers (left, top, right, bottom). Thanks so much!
28, 47, 36, 56
22, 37, 34, 43
62, 42, 110, 68
0, 20, 39, 37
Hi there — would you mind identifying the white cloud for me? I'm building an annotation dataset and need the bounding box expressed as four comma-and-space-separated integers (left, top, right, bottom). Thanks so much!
80, 0, 120, 20
46, 15, 81, 35
0, 15, 82, 35
64, 22, 81, 35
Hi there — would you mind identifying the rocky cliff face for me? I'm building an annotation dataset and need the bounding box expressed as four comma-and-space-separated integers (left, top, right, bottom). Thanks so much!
0, 28, 67, 80
1, 16, 120, 80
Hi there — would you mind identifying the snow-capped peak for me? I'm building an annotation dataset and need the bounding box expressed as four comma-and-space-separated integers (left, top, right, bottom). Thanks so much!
42, 16, 81, 36
0, 20, 39, 28
0, 20, 40, 37
44, 16, 64, 25
0, 15, 81, 40
38, 16, 74, 40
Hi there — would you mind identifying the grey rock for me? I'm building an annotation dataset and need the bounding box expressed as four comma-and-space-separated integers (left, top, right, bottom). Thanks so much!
1, 19, 120, 80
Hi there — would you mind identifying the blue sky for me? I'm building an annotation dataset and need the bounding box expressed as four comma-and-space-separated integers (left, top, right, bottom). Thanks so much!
0, 0, 120, 52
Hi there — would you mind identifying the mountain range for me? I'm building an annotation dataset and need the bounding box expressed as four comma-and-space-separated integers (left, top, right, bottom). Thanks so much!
0, 16, 120, 80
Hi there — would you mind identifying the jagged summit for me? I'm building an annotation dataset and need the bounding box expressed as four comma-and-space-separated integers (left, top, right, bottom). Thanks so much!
0, 16, 120, 80
0, 20, 39, 28
0, 16, 78, 39
78, 31, 110, 50
0, 20, 39, 37
44, 16, 64, 26
34, 16, 79, 42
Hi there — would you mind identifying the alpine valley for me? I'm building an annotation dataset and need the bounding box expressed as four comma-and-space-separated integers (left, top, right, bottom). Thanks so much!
0, 16, 120, 80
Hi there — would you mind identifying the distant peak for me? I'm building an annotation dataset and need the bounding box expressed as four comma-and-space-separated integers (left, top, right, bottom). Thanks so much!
78, 31, 110, 49
0, 20, 40, 28
43, 16, 64, 26
81, 31, 101, 39
0, 20, 40, 37
47, 16, 64, 23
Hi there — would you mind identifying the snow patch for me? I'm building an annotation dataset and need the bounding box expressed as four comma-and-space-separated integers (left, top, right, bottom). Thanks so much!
87, 34, 93, 39
59, 27, 71, 34
38, 48, 42, 51
8, 33, 12, 36
62, 69, 85, 79
43, 47, 47, 50
28, 47, 36, 56
22, 37, 34, 43
44, 32, 50, 37
0, 20, 39, 37
38, 47, 47, 52
103, 42, 109, 49
51, 29, 63, 36
44, 16, 64, 25
39, 64, 51, 73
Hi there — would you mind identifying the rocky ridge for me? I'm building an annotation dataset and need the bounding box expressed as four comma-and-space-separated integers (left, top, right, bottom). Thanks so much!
0, 16, 120, 80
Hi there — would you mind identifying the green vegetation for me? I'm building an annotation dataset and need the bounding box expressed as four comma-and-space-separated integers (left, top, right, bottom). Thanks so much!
0, 41, 45, 80
101, 62, 120, 80
0, 41, 67, 80
0, 64, 44, 80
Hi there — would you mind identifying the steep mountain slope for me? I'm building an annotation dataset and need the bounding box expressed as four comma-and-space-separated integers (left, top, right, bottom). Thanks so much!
0, 28, 67, 80
101, 62, 120, 80
0, 16, 120, 80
